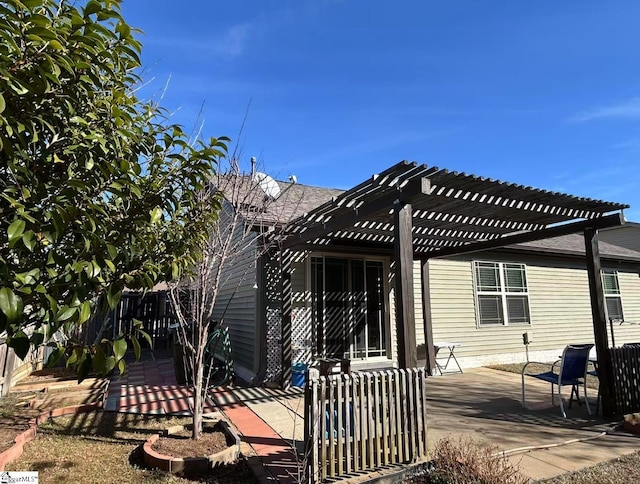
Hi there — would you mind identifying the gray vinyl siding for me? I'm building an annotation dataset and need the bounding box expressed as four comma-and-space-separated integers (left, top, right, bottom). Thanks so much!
414, 254, 640, 363
600, 225, 640, 252
211, 207, 259, 377
413, 261, 425, 350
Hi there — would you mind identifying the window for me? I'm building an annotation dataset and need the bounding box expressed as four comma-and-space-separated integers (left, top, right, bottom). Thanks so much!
602, 270, 624, 321
473, 261, 531, 326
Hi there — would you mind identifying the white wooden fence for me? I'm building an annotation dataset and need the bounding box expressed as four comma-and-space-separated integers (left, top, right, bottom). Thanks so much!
303, 368, 428, 483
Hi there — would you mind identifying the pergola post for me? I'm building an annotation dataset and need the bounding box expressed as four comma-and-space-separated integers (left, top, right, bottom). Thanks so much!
584, 228, 615, 417
394, 201, 417, 369
421, 260, 436, 375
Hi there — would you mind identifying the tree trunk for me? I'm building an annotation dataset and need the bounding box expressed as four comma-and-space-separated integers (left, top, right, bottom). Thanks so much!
192, 360, 204, 440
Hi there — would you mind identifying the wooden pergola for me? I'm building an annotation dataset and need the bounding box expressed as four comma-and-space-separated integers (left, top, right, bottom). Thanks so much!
281, 160, 629, 417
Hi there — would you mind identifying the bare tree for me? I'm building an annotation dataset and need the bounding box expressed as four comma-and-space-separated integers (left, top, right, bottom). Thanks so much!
168, 157, 308, 440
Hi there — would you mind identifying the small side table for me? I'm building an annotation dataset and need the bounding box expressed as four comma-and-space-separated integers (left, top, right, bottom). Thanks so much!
434, 342, 463, 375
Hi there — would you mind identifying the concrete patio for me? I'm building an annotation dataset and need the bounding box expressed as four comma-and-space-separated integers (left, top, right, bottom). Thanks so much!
230, 367, 640, 482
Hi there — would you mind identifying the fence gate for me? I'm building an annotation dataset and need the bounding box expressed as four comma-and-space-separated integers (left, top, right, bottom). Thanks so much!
303, 368, 428, 483
84, 291, 176, 348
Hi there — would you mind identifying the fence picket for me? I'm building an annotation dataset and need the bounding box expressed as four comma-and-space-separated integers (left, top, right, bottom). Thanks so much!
344, 374, 352, 474
337, 375, 344, 476
359, 372, 367, 469
387, 370, 397, 462
312, 378, 319, 484
328, 379, 336, 477
351, 373, 360, 472
394, 369, 403, 463
320, 377, 327, 481
381, 372, 389, 466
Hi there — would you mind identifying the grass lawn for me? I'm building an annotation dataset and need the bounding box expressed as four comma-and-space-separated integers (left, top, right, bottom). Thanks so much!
1, 386, 101, 454
5, 412, 255, 483
538, 450, 640, 483
488, 361, 600, 390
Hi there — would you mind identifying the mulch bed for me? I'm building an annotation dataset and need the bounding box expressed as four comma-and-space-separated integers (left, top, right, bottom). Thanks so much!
152, 427, 230, 458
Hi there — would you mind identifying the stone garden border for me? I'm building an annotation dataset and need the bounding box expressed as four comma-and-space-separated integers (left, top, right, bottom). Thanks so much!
143, 419, 241, 474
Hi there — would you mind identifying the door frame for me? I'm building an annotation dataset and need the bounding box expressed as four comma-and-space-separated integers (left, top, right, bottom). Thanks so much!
306, 252, 393, 364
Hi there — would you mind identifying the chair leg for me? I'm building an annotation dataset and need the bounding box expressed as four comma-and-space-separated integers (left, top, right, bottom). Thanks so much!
583, 381, 591, 415
569, 385, 581, 408
558, 384, 567, 418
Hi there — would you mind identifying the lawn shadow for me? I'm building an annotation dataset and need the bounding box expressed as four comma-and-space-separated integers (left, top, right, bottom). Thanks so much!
39, 410, 189, 445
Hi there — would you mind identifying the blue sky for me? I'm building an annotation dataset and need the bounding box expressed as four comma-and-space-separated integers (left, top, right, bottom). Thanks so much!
121, 0, 640, 220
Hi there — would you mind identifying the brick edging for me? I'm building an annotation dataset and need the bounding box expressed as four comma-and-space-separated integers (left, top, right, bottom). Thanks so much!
142, 420, 241, 474
0, 401, 103, 471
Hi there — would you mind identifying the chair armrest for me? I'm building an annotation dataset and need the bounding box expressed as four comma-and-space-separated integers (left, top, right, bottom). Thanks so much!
522, 361, 554, 376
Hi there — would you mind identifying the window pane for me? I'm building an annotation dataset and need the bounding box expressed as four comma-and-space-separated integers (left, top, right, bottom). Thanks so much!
478, 295, 504, 325
506, 296, 530, 324
504, 264, 527, 292
606, 296, 624, 321
602, 272, 620, 295
476, 262, 500, 292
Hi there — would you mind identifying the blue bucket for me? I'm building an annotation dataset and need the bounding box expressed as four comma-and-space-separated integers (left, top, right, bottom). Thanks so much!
291, 362, 308, 387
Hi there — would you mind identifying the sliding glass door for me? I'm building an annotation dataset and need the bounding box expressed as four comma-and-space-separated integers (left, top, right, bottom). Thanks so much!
311, 256, 387, 360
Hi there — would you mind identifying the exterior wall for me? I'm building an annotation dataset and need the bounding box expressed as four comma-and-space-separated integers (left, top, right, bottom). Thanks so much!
600, 225, 640, 252
211, 206, 259, 382
415, 253, 640, 368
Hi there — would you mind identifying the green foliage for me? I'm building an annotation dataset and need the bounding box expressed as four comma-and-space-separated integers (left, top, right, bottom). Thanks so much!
0, 0, 228, 374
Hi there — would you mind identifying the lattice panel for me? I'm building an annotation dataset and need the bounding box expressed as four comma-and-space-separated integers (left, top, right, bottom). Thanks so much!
264, 308, 282, 383
291, 306, 312, 365
263, 253, 283, 384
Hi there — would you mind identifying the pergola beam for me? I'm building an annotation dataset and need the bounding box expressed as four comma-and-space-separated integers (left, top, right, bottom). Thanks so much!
282, 176, 432, 249
417, 212, 625, 259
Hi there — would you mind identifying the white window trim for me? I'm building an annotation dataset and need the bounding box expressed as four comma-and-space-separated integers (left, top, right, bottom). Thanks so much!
472, 260, 532, 327
602, 269, 624, 322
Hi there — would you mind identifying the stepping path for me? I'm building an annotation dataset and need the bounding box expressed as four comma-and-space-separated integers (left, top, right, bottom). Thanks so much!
104, 358, 216, 415
210, 387, 300, 484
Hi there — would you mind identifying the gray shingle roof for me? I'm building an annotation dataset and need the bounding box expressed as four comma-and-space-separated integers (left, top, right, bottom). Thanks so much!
216, 174, 343, 226
269, 180, 344, 223
508, 233, 640, 262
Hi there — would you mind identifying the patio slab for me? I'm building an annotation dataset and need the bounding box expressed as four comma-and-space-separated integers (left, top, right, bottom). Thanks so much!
231, 367, 640, 482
